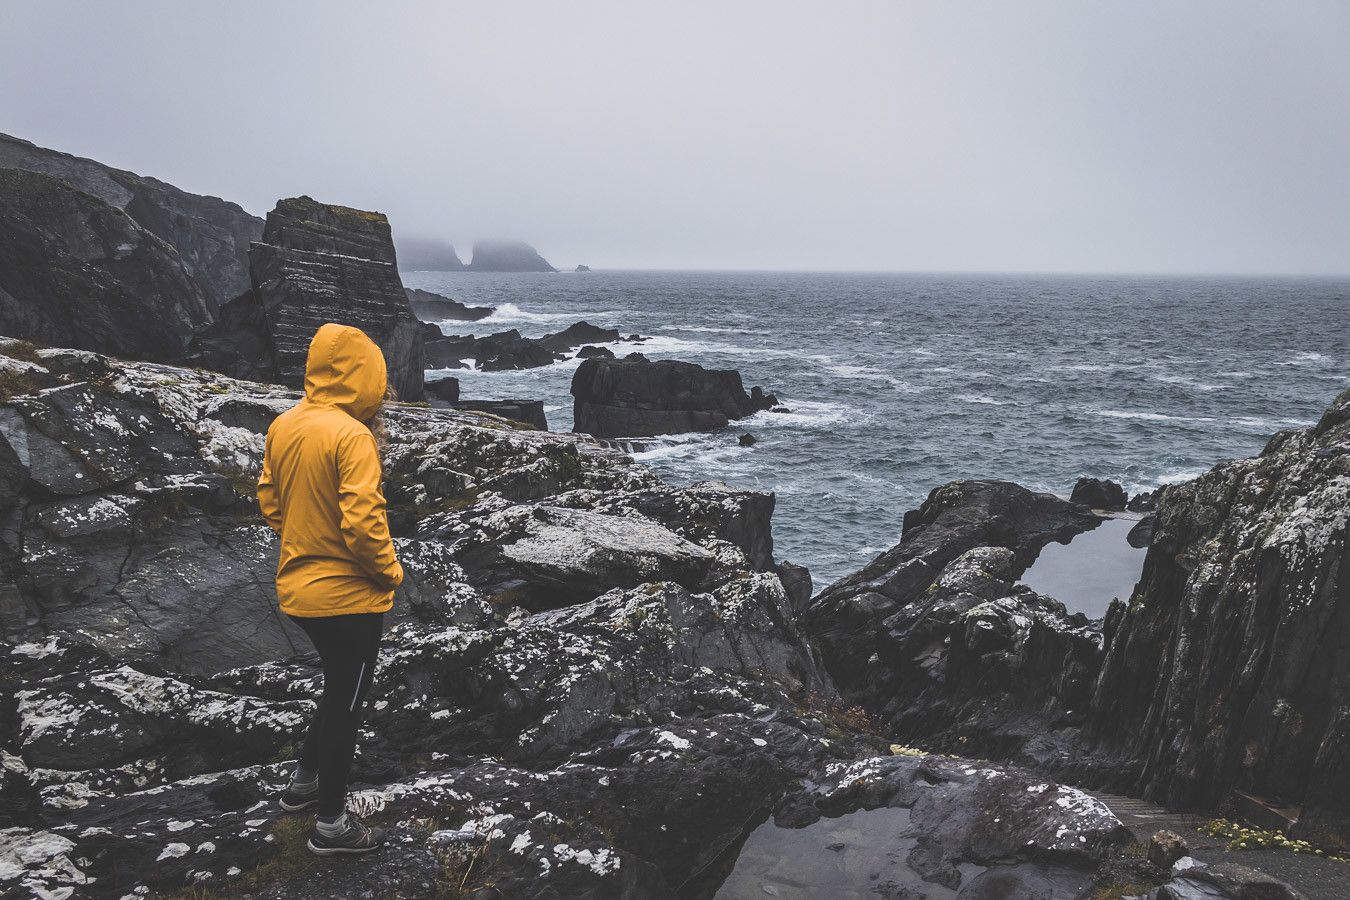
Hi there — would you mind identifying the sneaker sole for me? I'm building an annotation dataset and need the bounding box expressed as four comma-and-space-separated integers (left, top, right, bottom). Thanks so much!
279, 796, 319, 812
306, 838, 382, 856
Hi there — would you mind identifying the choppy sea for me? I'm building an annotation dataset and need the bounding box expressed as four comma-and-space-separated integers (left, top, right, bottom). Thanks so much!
402, 270, 1350, 588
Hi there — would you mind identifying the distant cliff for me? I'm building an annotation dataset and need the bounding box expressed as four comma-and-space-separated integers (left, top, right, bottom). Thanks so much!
469, 239, 556, 272
0, 132, 262, 305
395, 235, 465, 271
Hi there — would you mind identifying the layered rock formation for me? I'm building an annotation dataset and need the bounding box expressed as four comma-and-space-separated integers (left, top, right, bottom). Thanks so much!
1073, 388, 1350, 847
0, 340, 1148, 898
393, 236, 465, 271
468, 239, 556, 272
188, 196, 425, 401
0, 169, 216, 360
404, 287, 493, 321
0, 132, 263, 306
572, 356, 778, 438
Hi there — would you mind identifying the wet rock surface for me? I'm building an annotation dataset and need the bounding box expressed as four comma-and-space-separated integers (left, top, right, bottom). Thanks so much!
0, 343, 1149, 898
571, 356, 778, 438
187, 196, 426, 401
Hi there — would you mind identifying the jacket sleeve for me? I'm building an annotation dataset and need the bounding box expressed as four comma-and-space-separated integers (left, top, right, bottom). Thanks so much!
335, 429, 404, 590
257, 443, 283, 534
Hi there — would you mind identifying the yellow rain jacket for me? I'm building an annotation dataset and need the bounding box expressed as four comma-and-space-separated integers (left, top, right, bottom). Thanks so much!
258, 323, 404, 617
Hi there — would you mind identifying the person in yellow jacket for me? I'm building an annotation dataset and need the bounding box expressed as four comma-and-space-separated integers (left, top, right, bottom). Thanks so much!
258, 323, 403, 855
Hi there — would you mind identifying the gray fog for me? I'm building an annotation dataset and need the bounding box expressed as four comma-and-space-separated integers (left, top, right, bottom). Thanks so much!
3, 1, 1348, 273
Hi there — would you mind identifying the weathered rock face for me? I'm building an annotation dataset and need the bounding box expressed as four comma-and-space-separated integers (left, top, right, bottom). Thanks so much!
571, 356, 778, 438
393, 236, 465, 271
0, 132, 263, 307
1071, 387, 1350, 847
188, 196, 425, 401
468, 239, 556, 272
0, 168, 216, 361
440, 399, 548, 431
404, 287, 492, 321
804, 483, 1104, 760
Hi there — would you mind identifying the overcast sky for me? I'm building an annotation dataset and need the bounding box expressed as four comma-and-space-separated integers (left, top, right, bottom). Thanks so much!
2, 1, 1348, 273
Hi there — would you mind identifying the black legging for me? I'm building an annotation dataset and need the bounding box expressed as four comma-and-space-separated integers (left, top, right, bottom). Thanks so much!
288, 612, 384, 818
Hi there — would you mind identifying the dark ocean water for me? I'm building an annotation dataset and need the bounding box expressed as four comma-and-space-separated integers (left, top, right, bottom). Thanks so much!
403, 271, 1350, 589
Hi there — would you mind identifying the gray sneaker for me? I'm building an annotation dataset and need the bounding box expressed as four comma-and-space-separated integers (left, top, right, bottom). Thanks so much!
278, 777, 319, 812
307, 812, 386, 855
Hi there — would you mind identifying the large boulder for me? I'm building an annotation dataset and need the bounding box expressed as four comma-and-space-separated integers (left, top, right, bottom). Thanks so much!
571, 356, 778, 438
0, 168, 217, 361
468, 239, 556, 272
188, 196, 425, 400
0, 132, 262, 307
1071, 476, 1128, 510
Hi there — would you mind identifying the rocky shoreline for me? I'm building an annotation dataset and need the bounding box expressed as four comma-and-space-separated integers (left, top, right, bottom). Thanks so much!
2, 338, 1344, 898
1, 131, 1345, 899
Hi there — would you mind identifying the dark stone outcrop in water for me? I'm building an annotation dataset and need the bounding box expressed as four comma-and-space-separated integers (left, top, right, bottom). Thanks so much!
404, 287, 492, 321
393, 235, 465, 271
0, 132, 263, 306
1071, 476, 1128, 510
188, 196, 425, 401
0, 169, 216, 361
424, 321, 638, 372
571, 356, 778, 438
468, 239, 556, 272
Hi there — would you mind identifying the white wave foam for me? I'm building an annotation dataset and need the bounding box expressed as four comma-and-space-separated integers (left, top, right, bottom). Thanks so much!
745, 399, 861, 429
956, 393, 1005, 406
481, 302, 619, 325
1092, 409, 1215, 423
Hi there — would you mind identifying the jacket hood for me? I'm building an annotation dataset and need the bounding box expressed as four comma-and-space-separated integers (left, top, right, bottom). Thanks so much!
303, 323, 387, 422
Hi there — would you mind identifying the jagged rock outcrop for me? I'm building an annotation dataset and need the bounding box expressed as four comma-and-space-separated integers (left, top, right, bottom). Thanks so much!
571, 356, 778, 438
0, 132, 262, 306
803, 482, 1103, 756
393, 236, 465, 271
1068, 387, 1350, 848
468, 239, 555, 272
0, 168, 217, 360
188, 196, 425, 401
404, 287, 492, 321
424, 321, 640, 372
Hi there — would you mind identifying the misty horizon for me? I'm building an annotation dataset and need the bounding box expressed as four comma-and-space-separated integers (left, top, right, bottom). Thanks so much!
4, 1, 1348, 275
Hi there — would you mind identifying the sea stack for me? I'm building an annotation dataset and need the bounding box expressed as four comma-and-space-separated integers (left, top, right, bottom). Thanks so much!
468, 239, 556, 272
189, 196, 425, 400
571, 356, 777, 437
